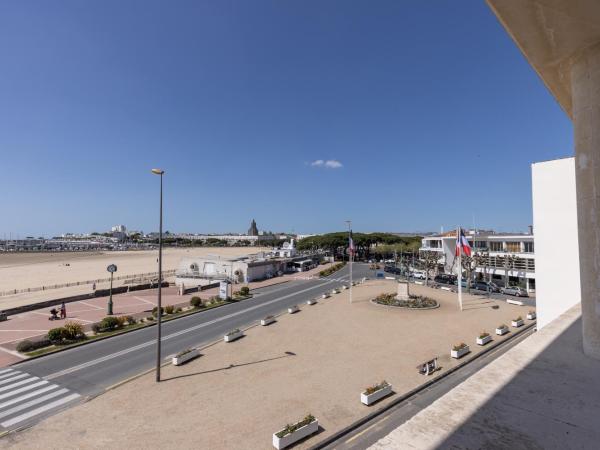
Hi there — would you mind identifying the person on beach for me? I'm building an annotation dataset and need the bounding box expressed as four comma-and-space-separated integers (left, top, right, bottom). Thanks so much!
60, 302, 66, 319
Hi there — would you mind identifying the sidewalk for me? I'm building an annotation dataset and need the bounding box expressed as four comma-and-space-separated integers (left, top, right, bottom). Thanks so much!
0, 263, 334, 367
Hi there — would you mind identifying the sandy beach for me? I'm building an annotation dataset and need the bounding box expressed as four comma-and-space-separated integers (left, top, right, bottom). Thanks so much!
0, 248, 265, 304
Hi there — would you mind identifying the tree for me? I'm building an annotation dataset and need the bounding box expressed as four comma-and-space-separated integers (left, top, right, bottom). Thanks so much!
501, 254, 518, 288
419, 251, 440, 286
460, 255, 477, 291
473, 251, 491, 294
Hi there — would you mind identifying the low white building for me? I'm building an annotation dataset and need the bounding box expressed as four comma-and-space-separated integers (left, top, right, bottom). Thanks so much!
421, 229, 536, 292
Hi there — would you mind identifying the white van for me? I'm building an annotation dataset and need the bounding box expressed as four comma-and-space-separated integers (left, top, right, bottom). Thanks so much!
411, 270, 427, 280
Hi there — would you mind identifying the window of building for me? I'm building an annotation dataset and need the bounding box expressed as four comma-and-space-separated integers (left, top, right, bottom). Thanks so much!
489, 241, 503, 252
506, 242, 521, 253
473, 241, 487, 249
426, 240, 441, 248
524, 241, 534, 253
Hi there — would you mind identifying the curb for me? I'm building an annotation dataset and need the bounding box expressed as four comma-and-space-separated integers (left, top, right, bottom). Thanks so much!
309, 321, 536, 450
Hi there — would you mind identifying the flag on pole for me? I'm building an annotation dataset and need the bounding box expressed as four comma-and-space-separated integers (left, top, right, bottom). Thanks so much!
455, 228, 472, 257
348, 230, 356, 256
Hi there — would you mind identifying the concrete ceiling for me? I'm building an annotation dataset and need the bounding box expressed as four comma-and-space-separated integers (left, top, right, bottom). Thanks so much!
487, 0, 600, 119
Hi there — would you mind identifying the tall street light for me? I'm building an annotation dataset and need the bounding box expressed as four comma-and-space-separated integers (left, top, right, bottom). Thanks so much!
345, 220, 353, 304
151, 168, 164, 382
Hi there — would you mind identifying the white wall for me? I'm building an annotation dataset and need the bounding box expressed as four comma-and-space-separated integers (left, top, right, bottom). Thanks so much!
532, 157, 581, 329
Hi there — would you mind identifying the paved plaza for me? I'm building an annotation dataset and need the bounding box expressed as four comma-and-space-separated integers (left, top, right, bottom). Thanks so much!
3, 279, 534, 449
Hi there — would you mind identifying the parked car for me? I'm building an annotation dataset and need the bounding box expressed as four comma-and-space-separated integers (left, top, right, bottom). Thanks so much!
472, 281, 500, 292
434, 274, 456, 285
411, 270, 427, 280
501, 286, 528, 297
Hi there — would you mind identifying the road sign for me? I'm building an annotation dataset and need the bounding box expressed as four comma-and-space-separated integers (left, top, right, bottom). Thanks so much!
107, 264, 118, 273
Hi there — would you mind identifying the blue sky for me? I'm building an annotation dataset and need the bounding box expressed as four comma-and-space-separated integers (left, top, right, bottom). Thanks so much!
0, 1, 572, 237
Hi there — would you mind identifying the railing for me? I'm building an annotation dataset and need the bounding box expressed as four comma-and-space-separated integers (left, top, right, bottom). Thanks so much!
0, 269, 176, 297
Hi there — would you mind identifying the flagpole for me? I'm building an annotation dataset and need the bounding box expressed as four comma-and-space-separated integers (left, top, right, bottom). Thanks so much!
457, 226, 463, 311
346, 220, 353, 304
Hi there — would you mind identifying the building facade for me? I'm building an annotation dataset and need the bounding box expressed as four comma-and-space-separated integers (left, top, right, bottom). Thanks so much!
420, 230, 536, 293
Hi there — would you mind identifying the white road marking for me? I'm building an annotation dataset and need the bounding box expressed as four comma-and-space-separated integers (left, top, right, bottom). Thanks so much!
0, 373, 28, 386
78, 301, 103, 310
0, 384, 59, 409
0, 388, 69, 419
0, 369, 13, 376
1, 393, 80, 427
44, 278, 339, 380
0, 371, 19, 381
0, 377, 40, 393
0, 381, 49, 401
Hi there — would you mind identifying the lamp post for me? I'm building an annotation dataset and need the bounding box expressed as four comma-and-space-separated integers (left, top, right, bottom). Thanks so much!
345, 220, 353, 304
106, 264, 117, 315
151, 168, 164, 382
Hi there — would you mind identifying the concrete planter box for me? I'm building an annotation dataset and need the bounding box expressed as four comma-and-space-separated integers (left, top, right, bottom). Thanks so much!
261, 316, 275, 326
321, 293, 330, 299
272, 419, 319, 449
288, 305, 299, 314
506, 299, 524, 306
172, 348, 199, 366
224, 330, 244, 342
306, 299, 317, 305
527, 312, 536, 320
451, 345, 470, 359
496, 326, 509, 335
512, 319, 525, 328
342, 285, 348, 290
361, 384, 392, 406
476, 335, 492, 346
332, 289, 340, 294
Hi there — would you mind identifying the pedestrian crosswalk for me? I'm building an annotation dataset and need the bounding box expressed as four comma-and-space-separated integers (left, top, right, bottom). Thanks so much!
0, 367, 80, 430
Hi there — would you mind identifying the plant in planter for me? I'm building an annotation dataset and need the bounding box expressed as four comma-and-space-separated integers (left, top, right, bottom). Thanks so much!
224, 328, 244, 342
172, 347, 200, 366
288, 305, 299, 314
477, 331, 492, 346
261, 315, 276, 326
273, 414, 318, 449
451, 342, 470, 359
496, 324, 509, 335
240, 286, 250, 296
527, 310, 536, 320
361, 380, 393, 405
512, 316, 525, 327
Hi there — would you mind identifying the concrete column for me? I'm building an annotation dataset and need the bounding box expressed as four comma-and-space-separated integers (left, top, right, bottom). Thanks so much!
572, 42, 600, 360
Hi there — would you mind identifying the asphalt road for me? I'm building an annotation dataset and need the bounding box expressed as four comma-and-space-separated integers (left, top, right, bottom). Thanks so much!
0, 263, 370, 432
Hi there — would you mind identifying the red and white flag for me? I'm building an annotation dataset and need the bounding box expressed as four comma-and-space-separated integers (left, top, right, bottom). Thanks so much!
455, 228, 472, 257
348, 230, 356, 256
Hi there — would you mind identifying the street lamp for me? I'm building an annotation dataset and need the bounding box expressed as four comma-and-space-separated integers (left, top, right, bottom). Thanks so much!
345, 220, 353, 304
106, 264, 117, 315
151, 168, 164, 382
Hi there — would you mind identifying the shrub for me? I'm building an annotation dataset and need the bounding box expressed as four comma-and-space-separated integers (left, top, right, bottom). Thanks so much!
16, 340, 34, 352
498, 323, 508, 329
47, 327, 66, 343
146, 316, 154, 321
515, 316, 523, 321
100, 316, 120, 331
116, 316, 128, 328
175, 307, 182, 313
125, 316, 136, 325
364, 380, 389, 395
452, 343, 468, 351
92, 323, 102, 334
16, 338, 52, 353
152, 306, 164, 317
190, 297, 203, 308
165, 305, 174, 315
226, 328, 241, 337
276, 414, 316, 438
63, 321, 84, 341
479, 331, 490, 339
240, 286, 250, 296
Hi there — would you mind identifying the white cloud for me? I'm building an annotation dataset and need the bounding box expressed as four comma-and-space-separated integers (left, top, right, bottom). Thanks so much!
310, 159, 343, 169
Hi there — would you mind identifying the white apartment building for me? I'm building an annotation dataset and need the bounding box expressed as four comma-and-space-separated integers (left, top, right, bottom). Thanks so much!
420, 230, 536, 293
